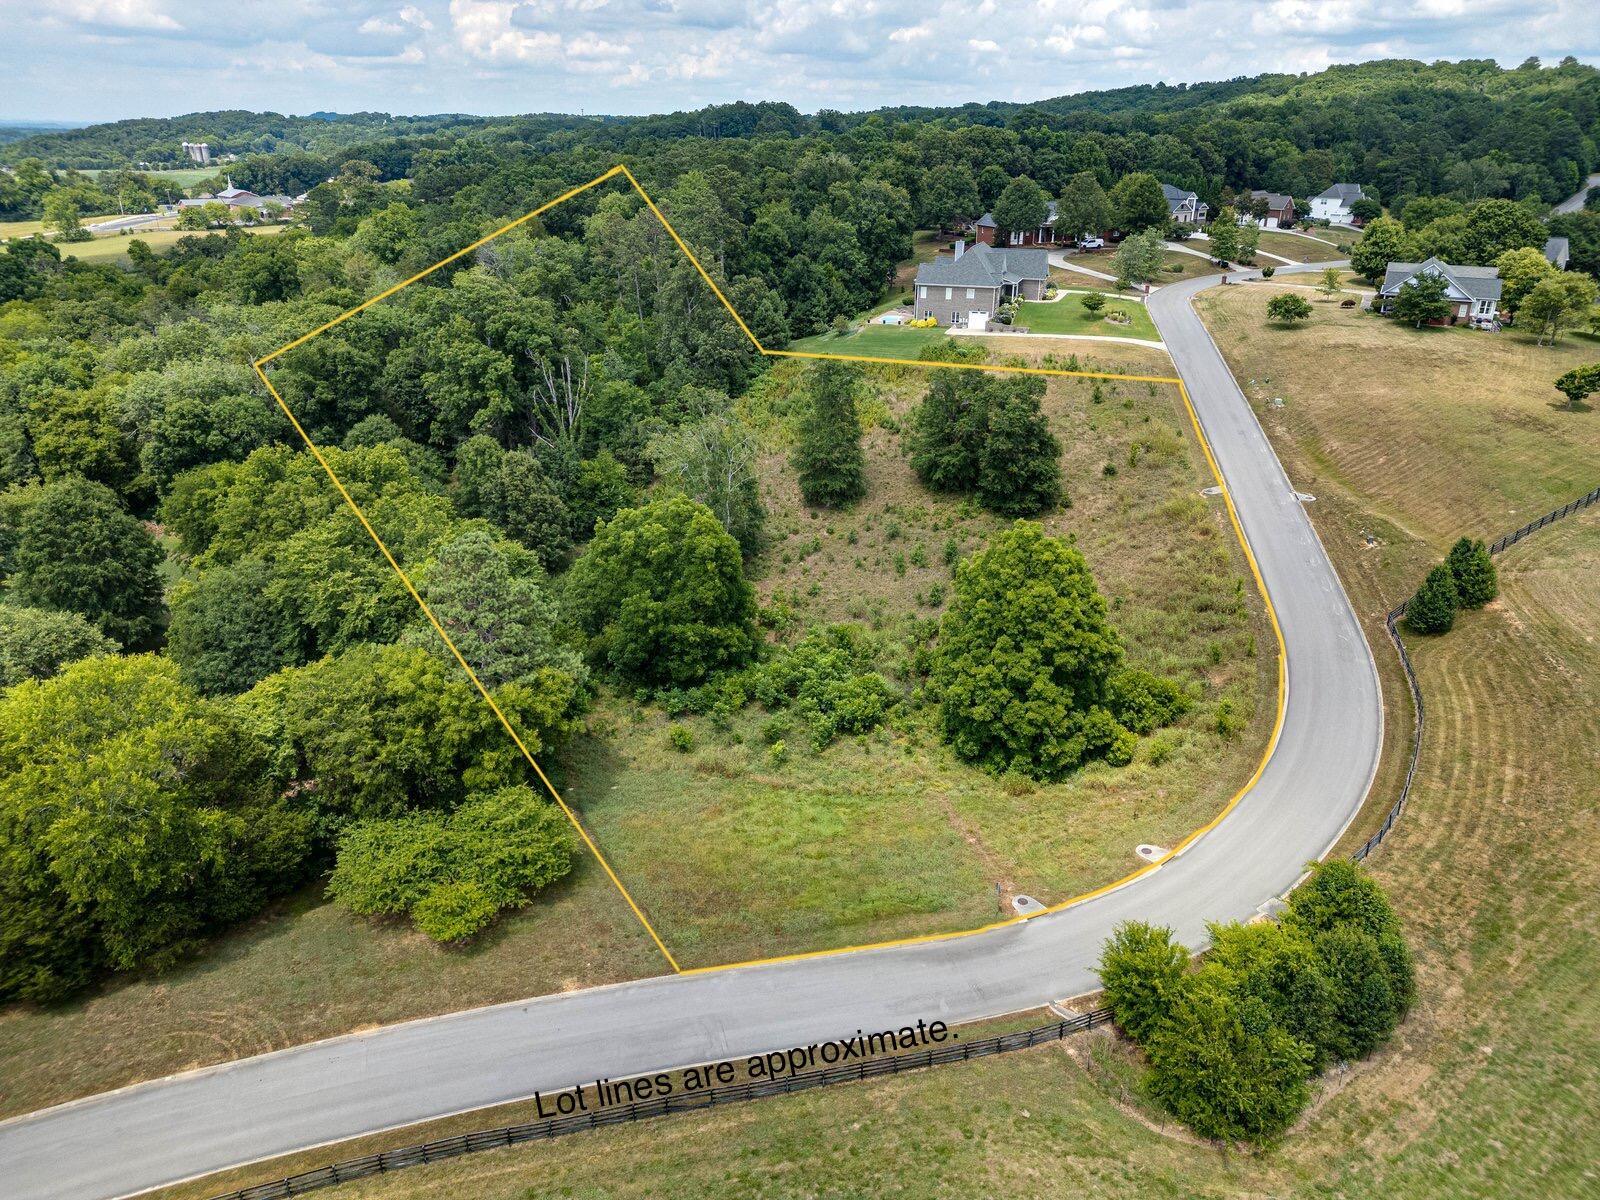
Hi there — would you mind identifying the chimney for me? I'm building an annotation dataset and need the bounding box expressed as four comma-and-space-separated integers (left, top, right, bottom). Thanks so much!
954, 238, 965, 260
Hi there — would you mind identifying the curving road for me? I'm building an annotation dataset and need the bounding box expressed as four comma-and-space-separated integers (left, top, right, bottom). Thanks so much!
0, 263, 1383, 1200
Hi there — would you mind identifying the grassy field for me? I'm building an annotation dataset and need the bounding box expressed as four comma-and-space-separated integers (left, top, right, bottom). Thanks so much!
80, 166, 220, 187
187, 249, 1600, 1200
1255, 230, 1351, 263
0, 213, 120, 239
786, 324, 948, 356
1016, 292, 1161, 341
57, 225, 285, 262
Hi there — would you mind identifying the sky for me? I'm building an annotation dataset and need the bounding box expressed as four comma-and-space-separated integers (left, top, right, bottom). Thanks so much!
1, 0, 1596, 125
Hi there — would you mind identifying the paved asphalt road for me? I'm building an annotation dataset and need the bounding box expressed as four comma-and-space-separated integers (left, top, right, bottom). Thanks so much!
0, 263, 1383, 1200
1554, 172, 1600, 214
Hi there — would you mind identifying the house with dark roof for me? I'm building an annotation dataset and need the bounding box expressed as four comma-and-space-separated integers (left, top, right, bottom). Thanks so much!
1243, 190, 1296, 229
972, 199, 1061, 247
913, 241, 1049, 325
1161, 184, 1207, 225
1544, 236, 1570, 270
1310, 183, 1366, 225
1376, 258, 1502, 326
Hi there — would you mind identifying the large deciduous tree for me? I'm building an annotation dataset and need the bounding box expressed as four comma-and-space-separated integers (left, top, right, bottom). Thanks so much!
933, 522, 1132, 779
1350, 216, 1417, 282
991, 176, 1050, 243
564, 496, 757, 687
1110, 172, 1169, 232
1056, 172, 1113, 243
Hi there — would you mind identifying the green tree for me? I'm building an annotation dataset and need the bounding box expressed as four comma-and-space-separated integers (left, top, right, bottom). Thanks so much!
404, 529, 582, 688
564, 496, 757, 687
1206, 920, 1339, 1072
1494, 246, 1558, 315
1143, 978, 1313, 1144
977, 377, 1061, 517
793, 361, 867, 508
1236, 221, 1260, 264
1098, 921, 1189, 1044
991, 176, 1050, 243
1445, 537, 1497, 608
8, 476, 164, 648
1208, 209, 1242, 263
166, 559, 303, 695
42, 191, 89, 242
933, 522, 1131, 779
327, 787, 574, 943
918, 164, 980, 229
0, 605, 118, 688
1350, 216, 1417, 282
1056, 172, 1113, 243
1552, 362, 1600, 409
1110, 172, 1169, 232
910, 371, 988, 493
1520, 274, 1599, 345
1266, 293, 1313, 323
1319, 266, 1344, 296
649, 400, 766, 556
1112, 229, 1165, 287
1080, 291, 1106, 314
1392, 272, 1453, 327
0, 655, 308, 999
237, 642, 584, 820
1404, 562, 1459, 634
1460, 198, 1547, 263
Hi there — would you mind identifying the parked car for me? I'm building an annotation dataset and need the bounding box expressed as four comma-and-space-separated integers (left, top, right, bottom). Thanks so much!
1078, 235, 1105, 249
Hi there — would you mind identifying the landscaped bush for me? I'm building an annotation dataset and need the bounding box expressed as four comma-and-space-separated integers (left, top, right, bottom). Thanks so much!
1096, 861, 1414, 1145
326, 787, 574, 943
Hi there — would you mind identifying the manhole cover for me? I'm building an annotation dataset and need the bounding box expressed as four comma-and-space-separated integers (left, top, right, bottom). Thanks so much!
1135, 844, 1168, 862
1011, 894, 1046, 915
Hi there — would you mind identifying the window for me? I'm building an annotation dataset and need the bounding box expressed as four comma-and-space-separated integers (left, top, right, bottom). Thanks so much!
918, 286, 927, 298
966, 288, 975, 300
944, 288, 952, 300
1009, 230, 1023, 245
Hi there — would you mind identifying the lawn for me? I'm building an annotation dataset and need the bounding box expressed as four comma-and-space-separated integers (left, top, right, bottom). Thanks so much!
82, 166, 221, 187
0, 213, 120, 240
1254, 230, 1351, 263
1015, 292, 1161, 341
177, 251, 1600, 1200
786, 323, 948, 357
58, 225, 285, 262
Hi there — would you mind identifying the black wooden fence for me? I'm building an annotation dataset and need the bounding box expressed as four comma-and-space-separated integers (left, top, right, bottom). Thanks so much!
1353, 485, 1598, 863
208, 1008, 1112, 1200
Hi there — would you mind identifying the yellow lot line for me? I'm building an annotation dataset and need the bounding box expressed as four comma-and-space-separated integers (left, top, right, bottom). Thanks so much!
251, 163, 1286, 981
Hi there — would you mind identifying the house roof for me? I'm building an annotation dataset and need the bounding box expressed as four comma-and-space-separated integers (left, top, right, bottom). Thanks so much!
973, 199, 1059, 230
916, 243, 1049, 289
1378, 258, 1502, 303
1544, 236, 1570, 266
1161, 183, 1198, 204
1314, 183, 1365, 203
1249, 190, 1294, 209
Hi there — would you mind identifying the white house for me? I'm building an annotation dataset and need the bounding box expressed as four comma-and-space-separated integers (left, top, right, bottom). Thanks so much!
1310, 183, 1366, 225
1161, 183, 1207, 225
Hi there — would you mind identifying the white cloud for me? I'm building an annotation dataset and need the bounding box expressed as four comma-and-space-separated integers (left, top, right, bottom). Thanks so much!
57, 0, 182, 31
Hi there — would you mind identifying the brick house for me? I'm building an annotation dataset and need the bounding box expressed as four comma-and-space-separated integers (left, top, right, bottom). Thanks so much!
972, 199, 1061, 246
913, 241, 1049, 325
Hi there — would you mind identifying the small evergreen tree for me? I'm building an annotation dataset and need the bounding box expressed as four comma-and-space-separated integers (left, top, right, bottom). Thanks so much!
1445, 537, 1497, 608
977, 378, 1062, 516
793, 361, 866, 507
1405, 562, 1459, 634
909, 372, 987, 493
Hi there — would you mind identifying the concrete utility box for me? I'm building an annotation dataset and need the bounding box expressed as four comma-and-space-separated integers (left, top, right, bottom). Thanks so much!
967, 311, 989, 331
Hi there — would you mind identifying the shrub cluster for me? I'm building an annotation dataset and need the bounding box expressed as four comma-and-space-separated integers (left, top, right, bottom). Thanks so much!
326, 787, 575, 942
908, 372, 1063, 518
1098, 861, 1415, 1144
1404, 537, 1497, 635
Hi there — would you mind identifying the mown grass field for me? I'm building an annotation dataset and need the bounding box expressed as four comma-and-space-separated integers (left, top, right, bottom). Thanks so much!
786, 324, 947, 356
1255, 229, 1351, 263
182, 254, 1600, 1200
1016, 293, 1161, 341
58, 224, 285, 262
0, 213, 121, 240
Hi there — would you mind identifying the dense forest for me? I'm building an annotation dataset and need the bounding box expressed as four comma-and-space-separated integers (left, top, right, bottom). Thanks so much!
1, 57, 1596, 1003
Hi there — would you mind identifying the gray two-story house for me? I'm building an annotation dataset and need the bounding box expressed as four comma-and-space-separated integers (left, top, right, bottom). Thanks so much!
913, 241, 1049, 325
